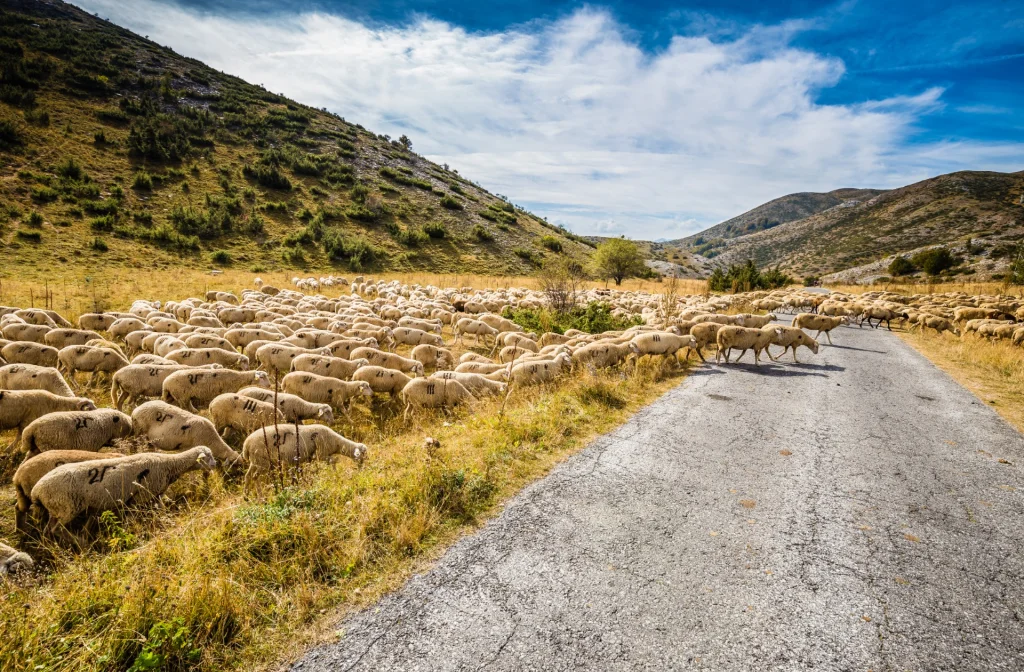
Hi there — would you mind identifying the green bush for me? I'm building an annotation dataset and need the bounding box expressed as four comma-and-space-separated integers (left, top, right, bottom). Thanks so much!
910, 247, 957, 276
55, 158, 84, 181
90, 215, 116, 232
539, 235, 562, 253
0, 118, 22, 150
210, 250, 232, 265
502, 302, 642, 335
133, 210, 153, 226
321, 230, 380, 269
30, 185, 58, 203
888, 256, 916, 276
472, 224, 494, 242
132, 171, 153, 190
439, 195, 463, 210
708, 259, 792, 292
91, 237, 108, 252
514, 247, 541, 265
422, 222, 447, 239
26, 211, 44, 228
242, 162, 292, 190
15, 229, 41, 242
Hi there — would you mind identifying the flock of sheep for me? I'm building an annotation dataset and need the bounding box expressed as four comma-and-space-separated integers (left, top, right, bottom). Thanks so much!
1, 277, 1021, 576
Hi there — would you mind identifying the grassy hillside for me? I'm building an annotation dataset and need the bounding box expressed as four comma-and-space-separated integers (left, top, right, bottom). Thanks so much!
0, 0, 593, 282
687, 171, 1024, 280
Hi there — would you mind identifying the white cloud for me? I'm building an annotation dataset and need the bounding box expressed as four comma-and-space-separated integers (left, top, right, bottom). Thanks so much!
76, 1, 1024, 239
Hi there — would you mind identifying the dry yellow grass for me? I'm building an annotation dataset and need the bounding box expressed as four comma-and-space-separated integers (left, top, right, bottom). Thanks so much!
829, 280, 1023, 298
0, 271, 693, 672
0, 270, 706, 324
897, 329, 1024, 433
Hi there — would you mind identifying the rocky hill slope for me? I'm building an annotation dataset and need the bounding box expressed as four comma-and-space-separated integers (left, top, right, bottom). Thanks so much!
702, 171, 1023, 279
0, 0, 593, 281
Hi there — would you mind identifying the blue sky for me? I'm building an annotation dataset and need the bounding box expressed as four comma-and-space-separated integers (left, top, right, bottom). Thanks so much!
77, 0, 1023, 239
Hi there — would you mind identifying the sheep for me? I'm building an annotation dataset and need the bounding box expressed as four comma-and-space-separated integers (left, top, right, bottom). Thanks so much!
860, 305, 909, 330
508, 352, 572, 385
124, 329, 155, 354
256, 343, 328, 375
166, 347, 249, 370
790, 313, 848, 344
31, 447, 217, 543
411, 344, 456, 371
0, 389, 97, 449
0, 363, 76, 397
109, 317, 148, 339
431, 371, 508, 398
78, 313, 119, 332
454, 361, 507, 375
21, 408, 132, 457
392, 327, 445, 348
209, 393, 284, 436
0, 542, 33, 577
0, 341, 59, 367
131, 400, 243, 468
459, 352, 493, 364
953, 306, 1003, 323
14, 450, 125, 532
398, 316, 443, 333
352, 365, 412, 396
401, 377, 473, 420
571, 341, 640, 370
2, 322, 51, 343
44, 328, 103, 349
629, 332, 697, 362
734, 313, 777, 329
689, 322, 725, 362
281, 372, 373, 413
323, 337, 378, 359
161, 369, 271, 411
715, 326, 777, 365
241, 424, 366, 491
911, 315, 960, 337
763, 325, 820, 363
57, 345, 130, 383
453, 318, 498, 347
350, 347, 424, 376
225, 327, 282, 349
291, 353, 367, 380
182, 333, 236, 351
237, 387, 335, 424
110, 363, 216, 411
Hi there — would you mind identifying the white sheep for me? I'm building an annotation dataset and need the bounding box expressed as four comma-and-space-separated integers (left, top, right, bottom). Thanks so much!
161, 368, 270, 411
763, 325, 819, 363
131, 400, 243, 468
1, 341, 59, 368
392, 327, 444, 348
237, 386, 335, 424
21, 408, 132, 457
411, 344, 456, 371
351, 365, 412, 396
209, 392, 284, 436
571, 340, 640, 370
0, 364, 74, 395
0, 389, 96, 449
430, 371, 508, 398
57, 345, 130, 383
629, 331, 697, 363
791, 313, 849, 344
716, 326, 777, 365
32, 447, 216, 543
14, 449, 125, 532
281, 372, 373, 413
291, 353, 367, 380
350, 347, 424, 376
45, 328, 103, 349
241, 424, 366, 491
166, 347, 249, 370
401, 378, 473, 420
0, 542, 33, 577
110, 363, 219, 411
508, 352, 572, 385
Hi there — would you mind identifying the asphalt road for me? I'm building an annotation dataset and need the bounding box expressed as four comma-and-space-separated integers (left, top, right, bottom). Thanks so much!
293, 322, 1024, 672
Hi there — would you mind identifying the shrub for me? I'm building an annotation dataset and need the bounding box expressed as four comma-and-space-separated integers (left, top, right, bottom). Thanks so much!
910, 247, 957, 276
82, 199, 118, 216
15, 229, 41, 242
93, 130, 107, 144
55, 158, 83, 181
133, 210, 153, 226
502, 302, 642, 335
132, 171, 153, 190
708, 259, 792, 293
0, 119, 22, 150
90, 215, 116, 232
321, 230, 380, 269
210, 250, 232, 265
514, 248, 541, 265
26, 211, 44, 228
888, 256, 916, 276
472, 224, 494, 242
23, 108, 49, 126
803, 275, 820, 287
242, 162, 292, 190
439, 195, 463, 210
1008, 243, 1024, 285
30, 185, 58, 202
539, 235, 563, 252
91, 237, 108, 252
422, 222, 447, 239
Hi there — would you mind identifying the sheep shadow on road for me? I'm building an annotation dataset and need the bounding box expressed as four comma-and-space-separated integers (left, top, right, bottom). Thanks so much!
825, 343, 888, 354
710, 361, 845, 377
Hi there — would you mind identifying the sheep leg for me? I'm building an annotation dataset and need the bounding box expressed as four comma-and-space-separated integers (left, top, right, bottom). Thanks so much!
403, 402, 413, 423
694, 346, 706, 363
792, 347, 799, 363
825, 331, 833, 345
5, 429, 23, 453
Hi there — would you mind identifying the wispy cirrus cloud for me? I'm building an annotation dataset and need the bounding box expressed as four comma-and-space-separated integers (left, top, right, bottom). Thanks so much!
76, 0, 1024, 239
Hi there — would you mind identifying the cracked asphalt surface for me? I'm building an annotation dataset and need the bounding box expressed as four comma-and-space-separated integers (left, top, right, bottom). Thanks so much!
293, 322, 1024, 671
